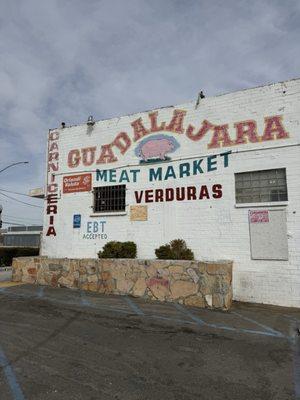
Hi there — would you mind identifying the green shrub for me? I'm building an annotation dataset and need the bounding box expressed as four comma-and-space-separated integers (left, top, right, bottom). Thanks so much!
0, 247, 39, 267
98, 241, 137, 259
154, 244, 173, 260
155, 239, 194, 260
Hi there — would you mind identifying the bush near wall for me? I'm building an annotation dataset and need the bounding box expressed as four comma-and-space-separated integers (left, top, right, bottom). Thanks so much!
0, 247, 39, 267
98, 241, 137, 259
155, 239, 194, 260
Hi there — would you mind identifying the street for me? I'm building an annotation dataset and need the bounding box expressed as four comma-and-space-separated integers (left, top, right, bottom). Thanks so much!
0, 284, 299, 400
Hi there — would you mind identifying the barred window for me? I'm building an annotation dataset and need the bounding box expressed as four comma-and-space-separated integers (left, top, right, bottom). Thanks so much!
235, 168, 288, 204
94, 185, 126, 212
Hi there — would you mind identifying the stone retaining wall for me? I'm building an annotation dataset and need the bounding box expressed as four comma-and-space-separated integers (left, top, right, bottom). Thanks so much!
12, 257, 233, 310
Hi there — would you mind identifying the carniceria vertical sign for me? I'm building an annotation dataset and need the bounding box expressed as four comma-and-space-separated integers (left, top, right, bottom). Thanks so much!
46, 130, 59, 236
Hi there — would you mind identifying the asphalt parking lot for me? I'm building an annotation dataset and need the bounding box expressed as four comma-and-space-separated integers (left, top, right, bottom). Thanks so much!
0, 283, 299, 400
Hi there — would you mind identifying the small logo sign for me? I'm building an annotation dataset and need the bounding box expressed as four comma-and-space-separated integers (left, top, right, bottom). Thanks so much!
73, 214, 81, 228
63, 173, 92, 193
249, 210, 269, 223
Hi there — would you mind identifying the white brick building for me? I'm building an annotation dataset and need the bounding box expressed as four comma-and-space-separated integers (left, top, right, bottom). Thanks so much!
42, 78, 300, 308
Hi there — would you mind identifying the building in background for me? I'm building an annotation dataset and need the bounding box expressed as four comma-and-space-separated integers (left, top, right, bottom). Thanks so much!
41, 78, 300, 308
2, 226, 43, 247
0, 229, 7, 246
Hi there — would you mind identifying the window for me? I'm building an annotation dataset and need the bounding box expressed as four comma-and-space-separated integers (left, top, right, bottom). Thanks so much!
235, 168, 288, 204
94, 185, 126, 213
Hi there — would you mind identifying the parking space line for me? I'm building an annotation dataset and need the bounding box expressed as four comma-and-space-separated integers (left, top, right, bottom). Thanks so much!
292, 325, 300, 400
37, 286, 45, 299
284, 315, 300, 324
0, 346, 25, 400
173, 303, 206, 326
174, 304, 286, 338
80, 291, 91, 307
219, 325, 282, 338
0, 287, 290, 340
78, 291, 132, 314
72, 296, 131, 314
123, 297, 145, 316
232, 311, 284, 337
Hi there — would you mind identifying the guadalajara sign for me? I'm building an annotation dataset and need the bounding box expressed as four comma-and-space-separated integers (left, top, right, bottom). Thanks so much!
67, 110, 289, 168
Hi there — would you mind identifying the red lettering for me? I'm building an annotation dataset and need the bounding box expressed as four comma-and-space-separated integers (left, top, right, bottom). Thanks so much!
48, 162, 58, 172
46, 226, 56, 236
82, 147, 96, 166
47, 194, 58, 204
47, 205, 57, 214
186, 120, 214, 141
131, 118, 150, 142
155, 189, 164, 202
134, 191, 143, 203
68, 149, 81, 168
261, 115, 289, 141
96, 144, 118, 164
234, 120, 259, 144
166, 188, 174, 201
176, 187, 185, 201
47, 183, 58, 193
49, 142, 58, 152
148, 111, 166, 132
113, 132, 131, 154
145, 190, 154, 203
47, 129, 59, 237
165, 109, 187, 134
208, 124, 234, 149
49, 131, 59, 141
187, 186, 196, 200
212, 184, 223, 199
48, 152, 58, 161
199, 185, 210, 199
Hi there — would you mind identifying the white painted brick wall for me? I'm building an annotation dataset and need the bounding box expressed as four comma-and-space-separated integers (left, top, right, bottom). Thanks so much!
42, 78, 300, 308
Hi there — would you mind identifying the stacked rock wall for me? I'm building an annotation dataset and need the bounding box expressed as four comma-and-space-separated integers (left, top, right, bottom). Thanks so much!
12, 257, 233, 310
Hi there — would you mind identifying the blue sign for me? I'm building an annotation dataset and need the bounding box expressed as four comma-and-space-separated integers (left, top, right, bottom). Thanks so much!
73, 214, 81, 228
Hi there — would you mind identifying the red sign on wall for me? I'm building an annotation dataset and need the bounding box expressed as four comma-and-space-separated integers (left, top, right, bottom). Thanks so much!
63, 173, 92, 193
249, 210, 269, 223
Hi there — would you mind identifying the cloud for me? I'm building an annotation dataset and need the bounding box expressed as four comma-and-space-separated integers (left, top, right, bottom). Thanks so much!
0, 0, 299, 225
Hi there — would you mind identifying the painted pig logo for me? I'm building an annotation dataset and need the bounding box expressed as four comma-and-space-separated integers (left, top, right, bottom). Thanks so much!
135, 134, 180, 164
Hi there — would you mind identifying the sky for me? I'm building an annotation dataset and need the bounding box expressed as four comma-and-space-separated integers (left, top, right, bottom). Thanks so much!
0, 0, 299, 227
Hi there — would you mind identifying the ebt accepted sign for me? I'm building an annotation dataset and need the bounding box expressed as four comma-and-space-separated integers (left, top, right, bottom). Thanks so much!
82, 220, 108, 240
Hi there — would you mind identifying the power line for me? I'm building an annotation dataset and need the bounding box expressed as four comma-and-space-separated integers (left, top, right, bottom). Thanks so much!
2, 217, 43, 226
0, 192, 43, 209
2, 221, 42, 226
0, 187, 43, 199
2, 214, 42, 222
2, 221, 27, 226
